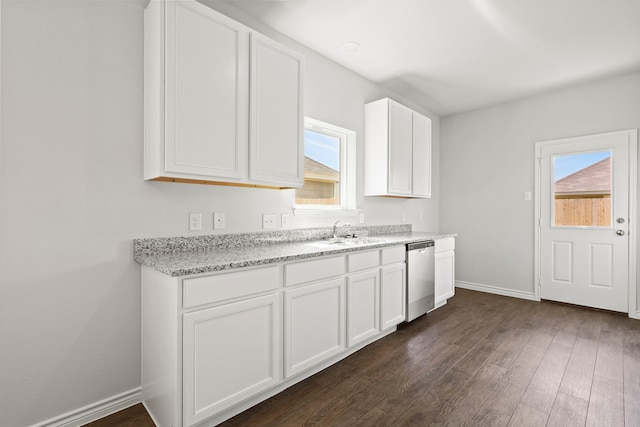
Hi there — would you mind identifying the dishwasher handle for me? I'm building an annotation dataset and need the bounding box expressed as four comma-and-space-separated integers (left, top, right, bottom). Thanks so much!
407, 240, 434, 251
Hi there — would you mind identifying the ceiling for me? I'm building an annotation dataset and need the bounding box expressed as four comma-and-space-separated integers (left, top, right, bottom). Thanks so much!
227, 0, 640, 116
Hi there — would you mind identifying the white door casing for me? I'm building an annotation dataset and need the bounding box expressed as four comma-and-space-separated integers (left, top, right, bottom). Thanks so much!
535, 129, 637, 315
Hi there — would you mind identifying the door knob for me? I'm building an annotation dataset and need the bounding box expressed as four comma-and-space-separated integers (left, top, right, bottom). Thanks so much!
616, 230, 625, 236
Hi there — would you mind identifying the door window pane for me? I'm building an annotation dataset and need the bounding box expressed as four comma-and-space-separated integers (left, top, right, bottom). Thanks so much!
553, 151, 611, 227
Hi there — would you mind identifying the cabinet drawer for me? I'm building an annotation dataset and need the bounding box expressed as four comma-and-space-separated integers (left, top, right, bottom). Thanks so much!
435, 237, 455, 253
381, 246, 406, 265
285, 256, 345, 287
347, 250, 380, 273
183, 265, 280, 308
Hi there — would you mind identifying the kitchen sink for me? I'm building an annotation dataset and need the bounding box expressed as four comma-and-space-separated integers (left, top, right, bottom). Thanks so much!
307, 237, 386, 248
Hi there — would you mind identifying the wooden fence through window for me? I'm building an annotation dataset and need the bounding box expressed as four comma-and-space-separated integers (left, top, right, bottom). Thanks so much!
554, 195, 611, 226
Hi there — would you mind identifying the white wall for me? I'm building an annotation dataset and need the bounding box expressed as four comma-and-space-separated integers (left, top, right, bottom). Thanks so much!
0, 1, 439, 425
200, 0, 441, 233
440, 72, 640, 303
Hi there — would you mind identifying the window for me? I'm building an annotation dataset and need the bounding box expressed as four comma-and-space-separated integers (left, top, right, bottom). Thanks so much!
294, 118, 356, 214
553, 151, 612, 227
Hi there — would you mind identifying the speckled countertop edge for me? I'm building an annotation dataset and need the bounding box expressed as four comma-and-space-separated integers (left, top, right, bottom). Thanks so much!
134, 225, 456, 277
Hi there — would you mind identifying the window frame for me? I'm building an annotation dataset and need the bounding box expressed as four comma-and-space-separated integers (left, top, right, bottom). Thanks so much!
293, 117, 358, 216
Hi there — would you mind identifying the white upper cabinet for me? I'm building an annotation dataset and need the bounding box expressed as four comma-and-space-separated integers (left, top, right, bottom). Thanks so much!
411, 111, 432, 198
144, 0, 303, 189
145, 0, 247, 182
364, 98, 432, 198
387, 101, 413, 195
249, 33, 304, 187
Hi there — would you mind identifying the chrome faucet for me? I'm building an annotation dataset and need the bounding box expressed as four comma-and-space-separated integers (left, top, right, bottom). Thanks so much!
333, 220, 352, 238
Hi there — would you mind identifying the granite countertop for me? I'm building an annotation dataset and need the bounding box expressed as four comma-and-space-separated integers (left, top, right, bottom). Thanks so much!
134, 225, 456, 277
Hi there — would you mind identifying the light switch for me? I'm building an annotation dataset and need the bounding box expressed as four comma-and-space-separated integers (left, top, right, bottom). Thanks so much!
281, 213, 291, 228
524, 191, 532, 201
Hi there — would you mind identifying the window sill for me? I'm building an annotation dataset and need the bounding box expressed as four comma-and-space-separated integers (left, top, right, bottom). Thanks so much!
293, 207, 361, 217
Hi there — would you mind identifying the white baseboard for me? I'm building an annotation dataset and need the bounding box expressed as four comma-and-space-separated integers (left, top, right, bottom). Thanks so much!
456, 281, 640, 320
30, 387, 142, 427
456, 281, 538, 301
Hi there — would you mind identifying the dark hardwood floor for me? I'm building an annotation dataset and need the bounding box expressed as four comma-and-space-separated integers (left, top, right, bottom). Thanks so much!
90, 289, 640, 426
85, 403, 154, 427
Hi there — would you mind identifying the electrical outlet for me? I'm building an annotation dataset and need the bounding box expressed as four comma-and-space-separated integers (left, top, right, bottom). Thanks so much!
281, 213, 291, 228
189, 213, 202, 231
401, 212, 406, 223
262, 214, 276, 229
213, 212, 225, 229
359, 212, 365, 224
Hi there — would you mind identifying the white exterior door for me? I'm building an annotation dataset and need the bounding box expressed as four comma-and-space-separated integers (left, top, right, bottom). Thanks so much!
537, 130, 637, 312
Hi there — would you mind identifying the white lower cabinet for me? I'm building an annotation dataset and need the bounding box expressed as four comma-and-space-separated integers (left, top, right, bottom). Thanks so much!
182, 294, 281, 426
142, 244, 407, 427
284, 278, 346, 377
380, 263, 406, 329
346, 270, 380, 347
380, 246, 407, 328
435, 237, 456, 308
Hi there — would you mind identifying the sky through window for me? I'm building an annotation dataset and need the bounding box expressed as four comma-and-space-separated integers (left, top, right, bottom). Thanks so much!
304, 130, 340, 171
554, 151, 611, 181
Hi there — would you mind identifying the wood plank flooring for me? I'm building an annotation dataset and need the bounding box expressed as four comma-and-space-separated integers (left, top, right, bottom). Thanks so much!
89, 289, 640, 426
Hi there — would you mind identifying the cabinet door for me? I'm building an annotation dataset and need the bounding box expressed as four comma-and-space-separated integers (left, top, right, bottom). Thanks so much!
435, 251, 455, 306
249, 32, 304, 188
164, 0, 247, 179
412, 112, 432, 198
284, 278, 345, 377
387, 100, 413, 195
183, 294, 280, 426
380, 263, 406, 329
347, 270, 380, 347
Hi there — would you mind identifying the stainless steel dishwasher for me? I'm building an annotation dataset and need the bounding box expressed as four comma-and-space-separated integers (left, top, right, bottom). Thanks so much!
406, 240, 435, 321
